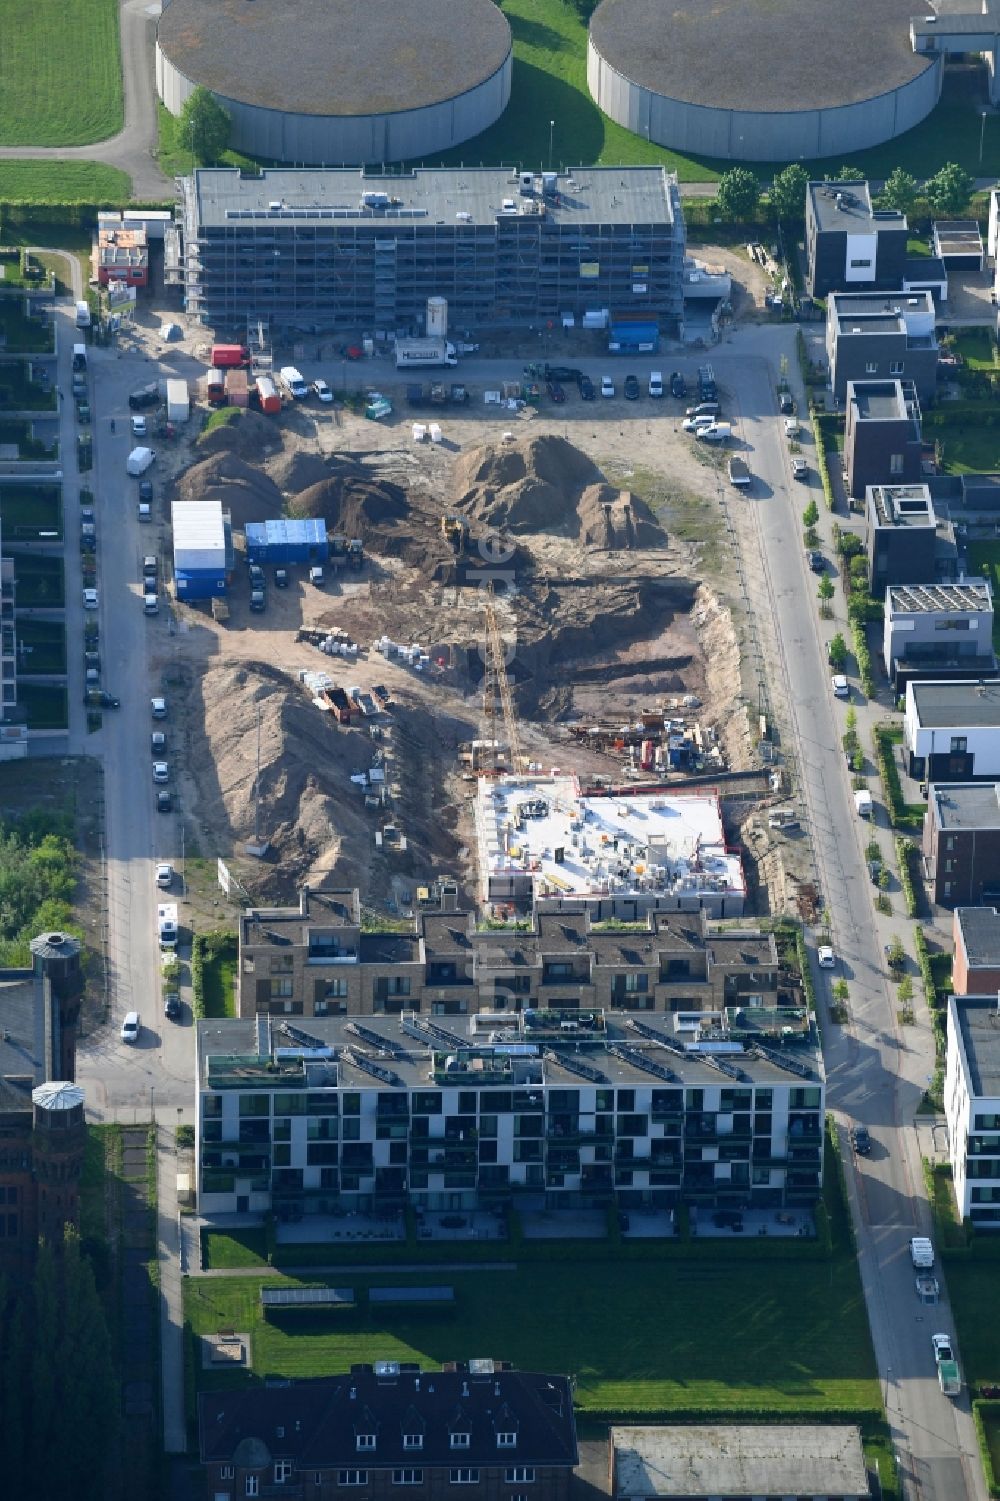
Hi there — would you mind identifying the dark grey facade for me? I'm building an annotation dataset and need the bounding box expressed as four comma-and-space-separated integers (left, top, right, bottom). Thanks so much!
866, 484, 940, 593
806, 181, 907, 299
844, 380, 923, 501
826, 290, 938, 403
181, 166, 686, 334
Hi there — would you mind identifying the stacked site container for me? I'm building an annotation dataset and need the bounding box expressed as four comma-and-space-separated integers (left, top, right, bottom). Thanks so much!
173, 499, 227, 600
245, 518, 329, 565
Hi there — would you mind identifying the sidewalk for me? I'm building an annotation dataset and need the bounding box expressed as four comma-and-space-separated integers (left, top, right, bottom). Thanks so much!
157, 1123, 187, 1454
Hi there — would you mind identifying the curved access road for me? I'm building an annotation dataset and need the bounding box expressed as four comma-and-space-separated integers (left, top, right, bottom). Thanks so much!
0, 0, 171, 200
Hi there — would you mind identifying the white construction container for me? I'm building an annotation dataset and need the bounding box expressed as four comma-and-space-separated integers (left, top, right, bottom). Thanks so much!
171, 499, 226, 573
166, 378, 190, 424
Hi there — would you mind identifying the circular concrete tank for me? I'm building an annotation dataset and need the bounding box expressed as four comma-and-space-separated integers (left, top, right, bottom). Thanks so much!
156, 0, 513, 167
587, 0, 942, 163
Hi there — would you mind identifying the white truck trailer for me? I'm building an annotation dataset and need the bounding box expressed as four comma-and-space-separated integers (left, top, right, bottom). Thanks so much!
166, 378, 190, 424
394, 337, 458, 369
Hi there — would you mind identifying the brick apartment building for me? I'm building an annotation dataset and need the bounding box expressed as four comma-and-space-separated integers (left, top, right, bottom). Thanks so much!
236, 884, 788, 1022
951, 906, 1000, 995
198, 1364, 578, 1501
0, 931, 85, 1279
923, 783, 1000, 906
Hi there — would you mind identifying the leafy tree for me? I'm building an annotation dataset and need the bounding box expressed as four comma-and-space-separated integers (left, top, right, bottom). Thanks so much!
925, 162, 974, 218
803, 526, 819, 550
849, 554, 869, 588
838, 530, 864, 561
828, 632, 848, 669
717, 167, 761, 222
827, 165, 863, 183
179, 86, 231, 165
802, 498, 819, 528
898, 974, 914, 1003
818, 574, 834, 601
770, 163, 809, 221
882, 168, 919, 217
887, 934, 906, 969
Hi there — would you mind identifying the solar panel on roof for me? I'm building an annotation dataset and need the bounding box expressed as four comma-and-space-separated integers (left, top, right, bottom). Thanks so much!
608, 1043, 679, 1083
544, 1049, 607, 1083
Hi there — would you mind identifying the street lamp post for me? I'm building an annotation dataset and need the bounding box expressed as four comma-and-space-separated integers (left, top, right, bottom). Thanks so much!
981, 109, 990, 168
548, 120, 555, 172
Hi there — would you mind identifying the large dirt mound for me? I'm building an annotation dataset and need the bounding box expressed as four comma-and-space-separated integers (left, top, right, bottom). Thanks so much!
177, 453, 283, 528
196, 409, 280, 463
291, 461, 410, 541
454, 434, 665, 549
268, 449, 331, 496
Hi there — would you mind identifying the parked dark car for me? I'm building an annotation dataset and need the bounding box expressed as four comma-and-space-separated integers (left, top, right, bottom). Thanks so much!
163, 992, 181, 1021
868, 860, 883, 886
128, 385, 159, 412
779, 390, 795, 415
274, 567, 289, 588
577, 374, 596, 401
138, 479, 154, 503
156, 790, 173, 813
670, 371, 686, 398
546, 380, 566, 404
851, 1124, 872, 1156
624, 374, 640, 400
808, 551, 825, 573
544, 365, 581, 383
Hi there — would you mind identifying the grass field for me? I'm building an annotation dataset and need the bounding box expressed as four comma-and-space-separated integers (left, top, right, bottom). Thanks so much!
18, 681, 67, 729
0, 161, 131, 203
17, 619, 66, 674
201, 935, 238, 1019
953, 331, 1000, 372
0, 359, 57, 414
929, 410, 1000, 476
186, 1248, 878, 1414
0, 483, 62, 538
0, 301, 54, 354
13, 552, 64, 606
945, 1264, 1000, 1382
0, 418, 58, 461
0, 0, 122, 147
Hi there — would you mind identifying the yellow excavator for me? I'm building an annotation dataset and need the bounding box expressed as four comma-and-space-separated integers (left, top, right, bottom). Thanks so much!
440, 515, 468, 555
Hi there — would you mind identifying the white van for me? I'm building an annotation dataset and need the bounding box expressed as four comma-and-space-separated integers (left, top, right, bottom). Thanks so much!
648, 371, 664, 398
279, 365, 308, 399
75, 300, 91, 328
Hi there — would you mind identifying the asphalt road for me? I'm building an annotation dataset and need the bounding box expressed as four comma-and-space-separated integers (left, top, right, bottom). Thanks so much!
61, 321, 196, 1117
713, 330, 986, 1501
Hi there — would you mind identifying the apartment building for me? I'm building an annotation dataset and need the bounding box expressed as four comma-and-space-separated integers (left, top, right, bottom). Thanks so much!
806, 180, 907, 299
866, 484, 956, 595
198, 1364, 578, 1501
179, 166, 686, 334
844, 380, 923, 502
826, 290, 937, 402
923, 783, 1000, 906
883, 581, 995, 692
236, 885, 787, 1022
952, 906, 1000, 996
946, 993, 1000, 1228
904, 679, 1000, 781
196, 997, 824, 1219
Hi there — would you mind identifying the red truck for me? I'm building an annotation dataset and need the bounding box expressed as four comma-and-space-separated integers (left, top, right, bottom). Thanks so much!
206, 370, 226, 406
211, 343, 249, 368
255, 375, 281, 414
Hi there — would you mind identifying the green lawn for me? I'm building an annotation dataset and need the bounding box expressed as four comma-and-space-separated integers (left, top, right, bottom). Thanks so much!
0, 483, 62, 538
953, 331, 1000, 373
946, 1265, 1000, 1382
17, 618, 66, 673
0, 299, 54, 354
201, 934, 238, 1019
924, 414, 1000, 477
0, 359, 57, 414
0, 0, 122, 147
13, 552, 64, 606
186, 1248, 878, 1414
0, 160, 131, 203
0, 417, 57, 461
18, 681, 67, 729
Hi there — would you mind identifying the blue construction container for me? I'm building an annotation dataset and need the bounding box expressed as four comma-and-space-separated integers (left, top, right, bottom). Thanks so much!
608, 321, 660, 353
176, 569, 226, 601
245, 517, 329, 565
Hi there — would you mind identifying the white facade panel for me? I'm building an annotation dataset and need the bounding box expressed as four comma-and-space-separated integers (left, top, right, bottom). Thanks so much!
172, 499, 226, 572
845, 233, 877, 282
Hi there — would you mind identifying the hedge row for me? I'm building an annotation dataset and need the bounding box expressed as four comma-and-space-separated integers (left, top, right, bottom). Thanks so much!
895, 836, 919, 918
852, 622, 874, 697
811, 409, 836, 511
191, 933, 206, 1021
974, 1402, 1000, 1498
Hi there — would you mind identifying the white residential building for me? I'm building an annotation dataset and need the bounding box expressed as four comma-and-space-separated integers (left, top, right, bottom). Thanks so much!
946, 994, 1000, 1228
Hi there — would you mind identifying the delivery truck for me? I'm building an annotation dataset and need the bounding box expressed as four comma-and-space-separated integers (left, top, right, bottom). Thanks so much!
206, 370, 226, 406
932, 1334, 961, 1396
278, 366, 308, 399
166, 379, 190, 424
127, 446, 155, 476
211, 344, 248, 368
394, 337, 458, 369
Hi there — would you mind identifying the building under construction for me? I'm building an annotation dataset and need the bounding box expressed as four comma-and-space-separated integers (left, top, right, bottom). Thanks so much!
178, 165, 686, 333
475, 775, 745, 919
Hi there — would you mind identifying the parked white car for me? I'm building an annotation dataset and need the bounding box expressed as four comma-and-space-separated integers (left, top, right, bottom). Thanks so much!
312, 379, 333, 403
601, 376, 615, 398
831, 674, 849, 699
83, 588, 99, 610
817, 945, 836, 969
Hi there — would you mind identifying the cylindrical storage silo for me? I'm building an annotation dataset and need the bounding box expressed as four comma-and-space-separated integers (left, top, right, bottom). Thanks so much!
427, 296, 448, 338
